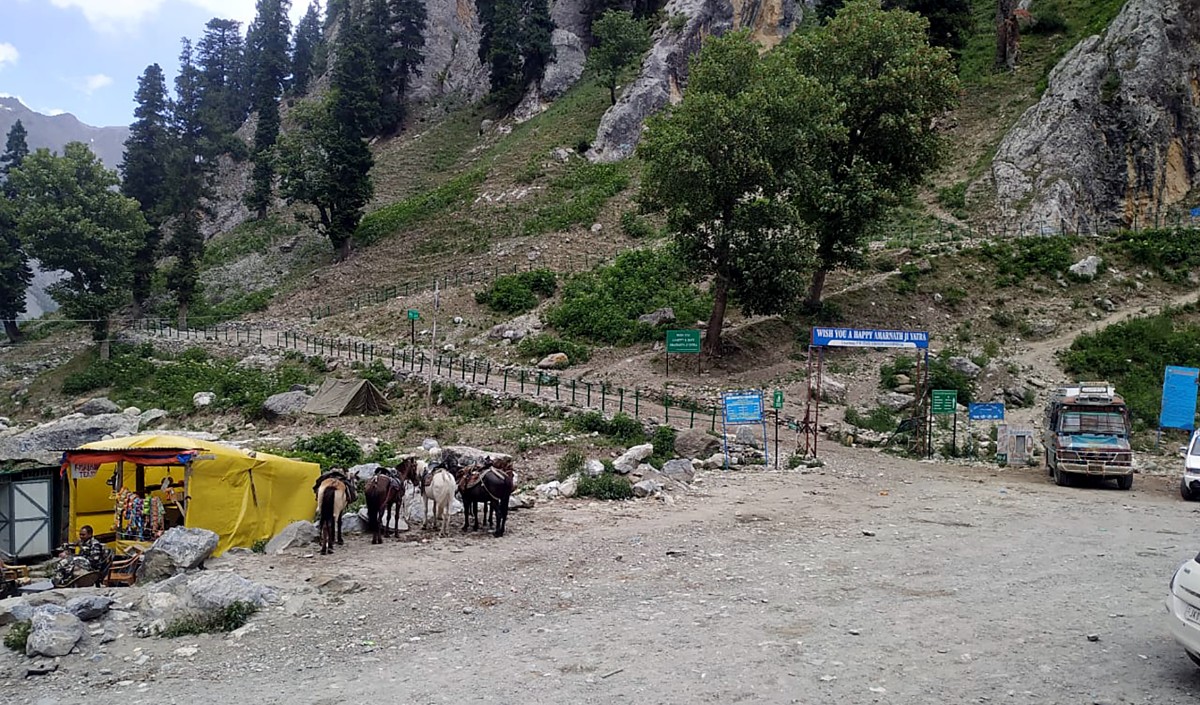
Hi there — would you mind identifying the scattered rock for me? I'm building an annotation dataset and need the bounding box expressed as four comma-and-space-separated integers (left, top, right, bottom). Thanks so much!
1087, 633, 1100, 642
633, 479, 662, 498
261, 391, 312, 419
0, 412, 139, 464
1070, 256, 1104, 280
347, 463, 382, 482
636, 307, 675, 326
422, 438, 441, 451
811, 375, 848, 404
661, 458, 695, 484
537, 353, 569, 369
735, 426, 762, 448
264, 521, 318, 555
876, 392, 916, 413
674, 428, 720, 460
558, 474, 579, 499
584, 459, 606, 477
341, 513, 365, 534
613, 444, 654, 474
1026, 319, 1058, 338
175, 571, 278, 611
948, 357, 982, 379
26, 608, 84, 657
311, 573, 363, 595
174, 646, 199, 658
438, 445, 513, 474
137, 527, 220, 583
25, 660, 58, 676
535, 480, 561, 499
509, 493, 535, 510
137, 408, 169, 428
193, 392, 216, 409
78, 397, 120, 416
66, 595, 113, 622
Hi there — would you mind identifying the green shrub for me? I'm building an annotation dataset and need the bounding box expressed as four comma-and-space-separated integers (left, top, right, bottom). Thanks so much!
880, 356, 916, 390
352, 359, 395, 390
667, 13, 688, 31
355, 169, 487, 245
517, 335, 590, 364
979, 236, 1076, 286
1112, 228, 1200, 284
1030, 2, 1069, 34
293, 430, 363, 468
475, 269, 558, 314
160, 602, 258, 638
523, 162, 629, 236
576, 472, 634, 500
620, 211, 655, 239
250, 539, 268, 554
929, 351, 975, 404
566, 410, 646, 445
649, 425, 677, 467
557, 448, 586, 481
547, 248, 710, 345
937, 182, 968, 211
844, 407, 898, 433
4, 621, 30, 652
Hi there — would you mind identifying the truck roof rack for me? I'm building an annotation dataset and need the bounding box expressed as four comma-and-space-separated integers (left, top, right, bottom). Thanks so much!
1052, 382, 1118, 405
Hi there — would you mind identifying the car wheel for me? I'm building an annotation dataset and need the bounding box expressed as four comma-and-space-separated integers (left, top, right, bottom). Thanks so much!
1188, 651, 1200, 668
1183, 479, 1195, 501
1054, 465, 1073, 487
1115, 474, 1133, 491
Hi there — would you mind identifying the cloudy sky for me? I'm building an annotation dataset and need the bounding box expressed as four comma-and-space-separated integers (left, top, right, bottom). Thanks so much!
0, 1, 312, 127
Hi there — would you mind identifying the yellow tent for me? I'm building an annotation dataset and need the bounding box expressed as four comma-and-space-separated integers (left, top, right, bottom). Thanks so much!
61, 435, 320, 557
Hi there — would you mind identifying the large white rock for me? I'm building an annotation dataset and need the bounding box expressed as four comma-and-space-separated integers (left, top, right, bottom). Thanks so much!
0, 412, 138, 464
613, 444, 654, 474
264, 521, 318, 555
137, 527, 220, 582
26, 607, 84, 658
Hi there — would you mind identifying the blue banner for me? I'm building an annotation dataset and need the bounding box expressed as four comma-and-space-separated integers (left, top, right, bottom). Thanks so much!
969, 403, 1005, 421
811, 327, 929, 349
1161, 365, 1200, 432
723, 391, 764, 424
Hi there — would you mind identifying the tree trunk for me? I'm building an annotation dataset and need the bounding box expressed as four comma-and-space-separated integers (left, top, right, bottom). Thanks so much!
995, 0, 1018, 71
257, 205, 268, 221
338, 237, 352, 262
2, 320, 20, 344
95, 318, 111, 360
609, 84, 616, 106
178, 301, 189, 332
131, 297, 143, 321
807, 267, 830, 311
703, 275, 729, 357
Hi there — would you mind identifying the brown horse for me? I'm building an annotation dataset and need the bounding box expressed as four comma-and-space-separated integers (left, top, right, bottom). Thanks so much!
316, 474, 351, 555
458, 458, 516, 538
364, 458, 419, 544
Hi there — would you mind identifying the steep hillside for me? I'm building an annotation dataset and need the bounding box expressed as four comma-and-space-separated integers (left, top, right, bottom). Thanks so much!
0, 96, 128, 168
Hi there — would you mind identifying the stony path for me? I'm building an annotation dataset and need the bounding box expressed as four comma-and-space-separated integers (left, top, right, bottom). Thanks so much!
7, 446, 1200, 705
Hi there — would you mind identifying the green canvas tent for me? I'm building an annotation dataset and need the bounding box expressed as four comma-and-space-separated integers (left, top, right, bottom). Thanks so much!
304, 379, 391, 417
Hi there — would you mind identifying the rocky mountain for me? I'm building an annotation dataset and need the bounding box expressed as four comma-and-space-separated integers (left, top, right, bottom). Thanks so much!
990, 0, 1200, 232
0, 97, 129, 169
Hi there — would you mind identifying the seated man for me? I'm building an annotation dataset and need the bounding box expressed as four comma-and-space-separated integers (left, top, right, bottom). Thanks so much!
52, 525, 112, 586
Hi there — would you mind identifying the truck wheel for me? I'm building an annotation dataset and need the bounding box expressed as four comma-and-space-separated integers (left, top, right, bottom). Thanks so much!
1053, 466, 1073, 487
1115, 474, 1133, 491
1182, 479, 1195, 502
1188, 651, 1200, 668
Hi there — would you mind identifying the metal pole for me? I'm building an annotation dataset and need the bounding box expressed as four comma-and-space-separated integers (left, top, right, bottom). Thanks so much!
775, 410, 780, 470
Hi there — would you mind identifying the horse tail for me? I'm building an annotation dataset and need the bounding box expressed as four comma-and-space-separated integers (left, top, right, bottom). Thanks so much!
320, 483, 335, 531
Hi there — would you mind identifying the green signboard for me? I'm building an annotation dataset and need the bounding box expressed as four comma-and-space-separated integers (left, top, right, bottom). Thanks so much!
666, 329, 701, 354
407, 309, 420, 321
773, 390, 784, 409
931, 389, 958, 415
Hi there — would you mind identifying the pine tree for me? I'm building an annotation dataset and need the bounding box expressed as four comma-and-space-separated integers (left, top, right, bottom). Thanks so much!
121, 64, 174, 318
384, 0, 427, 133
363, 0, 394, 131
0, 120, 31, 342
325, 0, 349, 30
196, 18, 249, 149
479, 0, 555, 102
521, 0, 555, 87
332, 7, 382, 137
290, 1, 324, 96
245, 0, 293, 219
167, 39, 213, 329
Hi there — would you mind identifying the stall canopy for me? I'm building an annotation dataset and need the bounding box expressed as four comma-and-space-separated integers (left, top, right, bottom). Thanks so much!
61, 435, 320, 556
304, 378, 390, 417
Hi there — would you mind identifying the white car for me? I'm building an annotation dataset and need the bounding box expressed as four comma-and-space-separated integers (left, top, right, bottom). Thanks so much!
1167, 557, 1200, 666
1180, 430, 1200, 501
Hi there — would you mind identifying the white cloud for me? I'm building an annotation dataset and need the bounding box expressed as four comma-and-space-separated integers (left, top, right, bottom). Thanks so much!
46, 108, 67, 116
0, 42, 18, 70
77, 73, 114, 95
49, 1, 310, 33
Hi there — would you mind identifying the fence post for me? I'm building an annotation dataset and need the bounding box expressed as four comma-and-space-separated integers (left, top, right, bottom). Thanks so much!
503, 368, 509, 391
619, 388, 625, 414
689, 404, 696, 429
586, 383, 592, 407
536, 373, 542, 396
555, 376, 560, 400
601, 384, 606, 412
520, 370, 526, 394
484, 362, 491, 385
634, 389, 640, 418
664, 394, 670, 424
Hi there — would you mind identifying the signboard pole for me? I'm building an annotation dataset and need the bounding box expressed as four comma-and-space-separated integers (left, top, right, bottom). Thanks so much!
410, 317, 415, 347
952, 410, 958, 457
665, 350, 669, 378
774, 410, 780, 470
721, 407, 729, 470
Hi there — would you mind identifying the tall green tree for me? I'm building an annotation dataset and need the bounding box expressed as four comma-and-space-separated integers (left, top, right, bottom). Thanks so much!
780, 0, 959, 307
883, 0, 973, 55
11, 144, 147, 356
637, 32, 840, 356
381, 0, 427, 134
585, 9, 651, 105
479, 0, 555, 102
245, 0, 292, 219
521, 0, 555, 88
0, 120, 31, 342
121, 63, 174, 318
289, 1, 324, 96
196, 18, 249, 145
167, 38, 213, 329
330, 6, 382, 137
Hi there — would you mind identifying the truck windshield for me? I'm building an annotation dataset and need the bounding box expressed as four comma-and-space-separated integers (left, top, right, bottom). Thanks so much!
1058, 411, 1127, 436
1191, 435, 1200, 457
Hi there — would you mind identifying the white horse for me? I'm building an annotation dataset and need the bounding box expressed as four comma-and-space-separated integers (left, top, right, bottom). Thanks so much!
427, 467, 456, 536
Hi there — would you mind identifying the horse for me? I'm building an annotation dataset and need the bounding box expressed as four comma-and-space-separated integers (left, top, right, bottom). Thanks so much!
426, 467, 457, 537
316, 474, 351, 555
364, 458, 420, 544
458, 458, 516, 538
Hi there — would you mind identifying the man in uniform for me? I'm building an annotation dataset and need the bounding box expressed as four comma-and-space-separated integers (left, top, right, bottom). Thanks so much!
52, 525, 111, 586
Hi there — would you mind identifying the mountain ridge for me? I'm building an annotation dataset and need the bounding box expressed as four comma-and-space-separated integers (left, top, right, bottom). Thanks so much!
0, 96, 129, 169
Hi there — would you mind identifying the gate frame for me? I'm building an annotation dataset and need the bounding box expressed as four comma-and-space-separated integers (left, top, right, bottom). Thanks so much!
0, 463, 63, 560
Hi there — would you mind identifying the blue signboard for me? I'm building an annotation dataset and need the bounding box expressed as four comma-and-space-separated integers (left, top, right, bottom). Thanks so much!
969, 403, 1006, 421
1160, 365, 1200, 432
811, 327, 929, 349
723, 391, 764, 424
1191, 207, 1200, 219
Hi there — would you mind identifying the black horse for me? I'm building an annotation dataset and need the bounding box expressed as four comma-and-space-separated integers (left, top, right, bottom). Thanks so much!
457, 459, 515, 538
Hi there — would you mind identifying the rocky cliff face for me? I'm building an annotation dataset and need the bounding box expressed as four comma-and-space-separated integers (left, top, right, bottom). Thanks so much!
991, 0, 1200, 232
409, 0, 491, 105
588, 0, 805, 162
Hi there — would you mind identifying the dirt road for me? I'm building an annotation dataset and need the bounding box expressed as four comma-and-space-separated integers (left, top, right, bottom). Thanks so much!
9, 448, 1200, 705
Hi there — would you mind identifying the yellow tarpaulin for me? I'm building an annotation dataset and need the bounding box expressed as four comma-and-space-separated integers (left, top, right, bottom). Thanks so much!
63, 435, 320, 557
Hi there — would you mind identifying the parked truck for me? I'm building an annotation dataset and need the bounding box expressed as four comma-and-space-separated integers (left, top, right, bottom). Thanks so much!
1043, 382, 1135, 489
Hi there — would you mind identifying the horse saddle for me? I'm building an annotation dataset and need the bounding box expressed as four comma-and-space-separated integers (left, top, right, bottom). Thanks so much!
460, 466, 505, 491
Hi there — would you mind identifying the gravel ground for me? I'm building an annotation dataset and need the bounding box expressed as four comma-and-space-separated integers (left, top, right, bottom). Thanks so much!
7, 447, 1200, 705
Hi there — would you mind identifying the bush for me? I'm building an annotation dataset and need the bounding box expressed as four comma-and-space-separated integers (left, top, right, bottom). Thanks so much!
523, 162, 630, 236
880, 356, 916, 390
250, 539, 268, 554
1030, 2, 1069, 34
620, 211, 655, 239
293, 430, 363, 468
355, 169, 486, 245
353, 359, 395, 390
937, 182, 968, 212
576, 472, 634, 500
1112, 228, 1200, 284
547, 248, 710, 345
566, 410, 646, 445
4, 621, 30, 652
557, 448, 586, 481
929, 351, 975, 404
517, 335, 591, 365
160, 602, 258, 638
649, 425, 676, 466
475, 269, 558, 314
844, 407, 898, 433
979, 236, 1076, 286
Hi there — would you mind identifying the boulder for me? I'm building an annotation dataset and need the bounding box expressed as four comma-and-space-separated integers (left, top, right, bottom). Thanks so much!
137, 527, 219, 583
674, 428, 720, 460
735, 426, 762, 448
1026, 319, 1059, 338
894, 384, 916, 394
137, 408, 168, 428
193, 392, 216, 409
421, 438, 441, 451
876, 392, 916, 412
661, 458, 695, 484
509, 493, 535, 509
264, 521, 318, 555
558, 474, 579, 498
539, 28, 586, 98
0, 412, 138, 464
175, 571, 277, 611
702, 452, 727, 470
486, 314, 542, 343
535, 480, 561, 499
537, 353, 569, 369
401, 490, 427, 525
0, 597, 35, 626
636, 307, 676, 326
584, 459, 606, 477
808, 375, 846, 404
261, 391, 312, 419
633, 479, 662, 498
348, 463, 382, 482
26, 608, 84, 657
66, 595, 113, 622
1070, 255, 1104, 280
341, 513, 366, 534
613, 443, 654, 474
948, 357, 982, 379
78, 397, 120, 416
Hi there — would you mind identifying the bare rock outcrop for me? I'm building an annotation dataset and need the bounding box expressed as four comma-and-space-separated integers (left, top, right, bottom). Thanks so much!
991, 0, 1200, 232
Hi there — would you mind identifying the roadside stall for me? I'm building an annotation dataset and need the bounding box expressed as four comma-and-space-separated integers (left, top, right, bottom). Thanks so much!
61, 435, 320, 557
